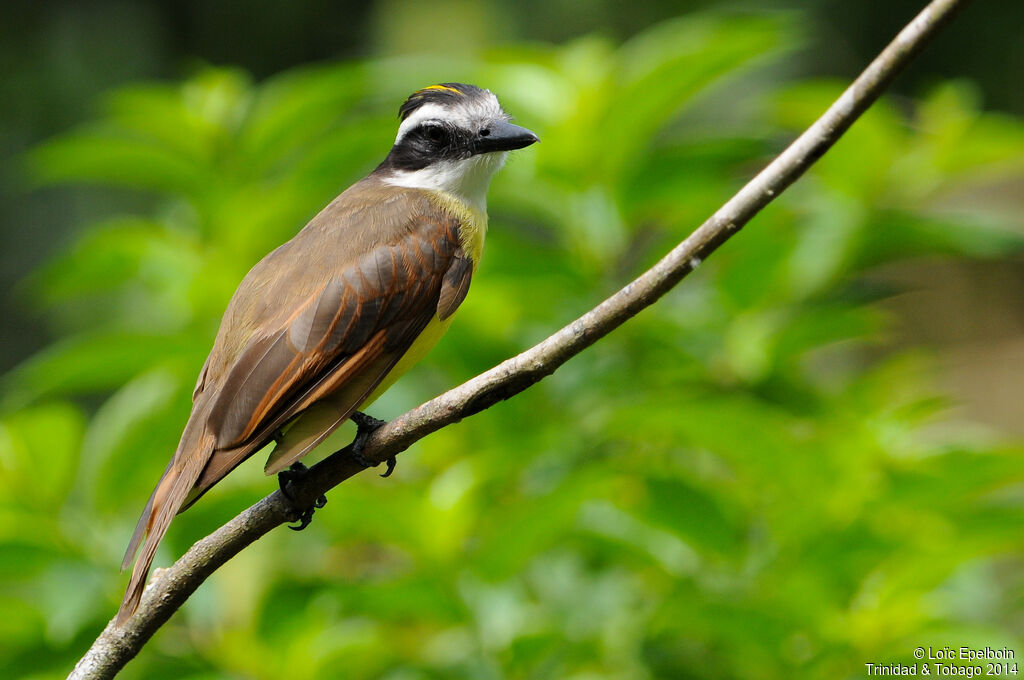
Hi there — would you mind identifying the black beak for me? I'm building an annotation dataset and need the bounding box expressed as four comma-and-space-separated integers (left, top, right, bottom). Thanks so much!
474, 120, 539, 154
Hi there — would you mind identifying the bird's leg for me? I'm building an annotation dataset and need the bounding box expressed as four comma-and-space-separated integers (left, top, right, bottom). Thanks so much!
349, 411, 396, 478
277, 461, 328, 531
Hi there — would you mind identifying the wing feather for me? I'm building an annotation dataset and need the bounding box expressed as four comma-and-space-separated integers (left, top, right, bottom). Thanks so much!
289, 277, 345, 353
184, 186, 471, 499
189, 330, 391, 497
438, 250, 473, 321
120, 182, 479, 623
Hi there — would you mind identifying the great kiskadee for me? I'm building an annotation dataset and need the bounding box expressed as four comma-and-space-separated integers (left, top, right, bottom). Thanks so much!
117, 83, 538, 624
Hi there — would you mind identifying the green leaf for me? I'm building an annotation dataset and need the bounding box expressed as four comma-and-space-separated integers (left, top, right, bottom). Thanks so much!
27, 126, 222, 199
0, 402, 84, 509
3, 331, 199, 407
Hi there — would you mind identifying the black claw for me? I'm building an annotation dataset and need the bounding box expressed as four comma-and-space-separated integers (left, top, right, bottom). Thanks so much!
277, 461, 305, 496
350, 445, 373, 469
277, 462, 327, 531
289, 507, 315, 531
350, 410, 387, 433
349, 411, 396, 477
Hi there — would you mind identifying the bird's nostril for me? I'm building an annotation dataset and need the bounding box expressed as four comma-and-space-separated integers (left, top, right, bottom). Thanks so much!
480, 128, 490, 137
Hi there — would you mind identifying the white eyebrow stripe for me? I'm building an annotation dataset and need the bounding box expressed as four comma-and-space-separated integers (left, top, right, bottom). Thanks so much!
394, 91, 507, 143
395, 103, 449, 143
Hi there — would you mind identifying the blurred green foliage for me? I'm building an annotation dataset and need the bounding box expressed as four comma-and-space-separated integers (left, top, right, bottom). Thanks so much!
3, 12, 1024, 680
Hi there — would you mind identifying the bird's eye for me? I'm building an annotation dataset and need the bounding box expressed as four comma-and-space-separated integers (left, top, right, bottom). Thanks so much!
479, 128, 491, 137
422, 125, 446, 143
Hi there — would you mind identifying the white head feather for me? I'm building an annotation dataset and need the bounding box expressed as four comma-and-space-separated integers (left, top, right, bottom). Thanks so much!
385, 89, 510, 215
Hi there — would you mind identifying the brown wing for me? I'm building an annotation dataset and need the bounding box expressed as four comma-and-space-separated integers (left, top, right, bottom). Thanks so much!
191, 184, 470, 496
119, 181, 474, 624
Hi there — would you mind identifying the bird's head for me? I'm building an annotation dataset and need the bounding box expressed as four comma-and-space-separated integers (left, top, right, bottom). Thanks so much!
376, 83, 539, 211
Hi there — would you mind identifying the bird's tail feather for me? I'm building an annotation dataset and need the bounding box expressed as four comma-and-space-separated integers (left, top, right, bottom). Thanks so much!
121, 460, 173, 571
116, 429, 214, 626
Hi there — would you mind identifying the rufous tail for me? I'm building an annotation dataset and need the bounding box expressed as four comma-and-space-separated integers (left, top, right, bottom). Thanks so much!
115, 430, 214, 626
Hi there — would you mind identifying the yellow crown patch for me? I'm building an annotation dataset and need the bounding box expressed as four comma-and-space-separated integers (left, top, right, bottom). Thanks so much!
421, 84, 463, 95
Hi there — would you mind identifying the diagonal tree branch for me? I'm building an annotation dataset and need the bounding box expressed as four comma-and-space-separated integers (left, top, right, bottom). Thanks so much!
69, 0, 975, 676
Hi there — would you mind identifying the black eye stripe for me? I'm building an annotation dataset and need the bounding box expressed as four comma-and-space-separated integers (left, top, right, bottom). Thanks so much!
411, 122, 475, 154
419, 124, 448, 143
376, 121, 479, 172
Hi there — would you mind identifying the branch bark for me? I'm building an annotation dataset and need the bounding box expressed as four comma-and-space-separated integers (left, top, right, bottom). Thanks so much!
69, 0, 974, 676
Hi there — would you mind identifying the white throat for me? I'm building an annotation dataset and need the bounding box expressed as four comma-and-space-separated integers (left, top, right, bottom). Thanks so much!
383, 152, 507, 215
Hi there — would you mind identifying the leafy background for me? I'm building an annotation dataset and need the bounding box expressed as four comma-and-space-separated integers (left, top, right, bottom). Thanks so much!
3, 1, 1024, 678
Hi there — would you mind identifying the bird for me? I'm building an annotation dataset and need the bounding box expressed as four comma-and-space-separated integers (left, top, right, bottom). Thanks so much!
116, 83, 538, 625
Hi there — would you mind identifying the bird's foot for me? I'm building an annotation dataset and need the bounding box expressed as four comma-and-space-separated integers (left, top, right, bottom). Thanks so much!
278, 462, 327, 531
349, 411, 396, 477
